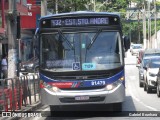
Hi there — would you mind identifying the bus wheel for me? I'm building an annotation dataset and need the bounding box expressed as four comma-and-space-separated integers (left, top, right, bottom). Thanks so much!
112, 103, 122, 112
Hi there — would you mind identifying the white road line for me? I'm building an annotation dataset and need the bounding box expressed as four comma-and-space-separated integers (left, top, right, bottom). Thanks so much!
128, 85, 158, 111
128, 76, 136, 80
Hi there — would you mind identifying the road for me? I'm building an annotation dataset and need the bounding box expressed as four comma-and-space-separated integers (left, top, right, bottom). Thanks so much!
27, 51, 160, 120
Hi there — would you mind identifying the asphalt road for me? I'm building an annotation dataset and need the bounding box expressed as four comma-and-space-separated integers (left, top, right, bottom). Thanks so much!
27, 51, 160, 120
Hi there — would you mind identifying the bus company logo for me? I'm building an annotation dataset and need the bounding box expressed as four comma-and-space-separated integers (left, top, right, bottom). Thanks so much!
79, 81, 84, 87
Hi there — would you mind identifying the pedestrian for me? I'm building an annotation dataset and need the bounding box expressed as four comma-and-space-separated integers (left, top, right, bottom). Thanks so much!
1, 54, 8, 79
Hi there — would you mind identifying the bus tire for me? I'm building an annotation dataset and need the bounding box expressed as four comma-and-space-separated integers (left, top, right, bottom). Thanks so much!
112, 102, 122, 112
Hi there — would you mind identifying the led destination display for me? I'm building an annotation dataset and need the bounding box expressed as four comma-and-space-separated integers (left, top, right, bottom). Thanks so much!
51, 17, 109, 27
40, 16, 119, 28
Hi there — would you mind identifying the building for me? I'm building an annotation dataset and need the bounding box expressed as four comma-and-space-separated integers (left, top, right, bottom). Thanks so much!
0, 0, 28, 58
0, 0, 41, 62
20, 0, 41, 61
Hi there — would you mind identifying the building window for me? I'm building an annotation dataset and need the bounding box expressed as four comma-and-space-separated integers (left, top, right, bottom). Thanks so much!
36, 0, 41, 5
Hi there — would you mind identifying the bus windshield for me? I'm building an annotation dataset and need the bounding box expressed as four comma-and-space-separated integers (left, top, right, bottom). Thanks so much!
40, 30, 123, 72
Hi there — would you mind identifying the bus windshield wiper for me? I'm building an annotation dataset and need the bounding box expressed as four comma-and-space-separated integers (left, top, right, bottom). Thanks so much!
87, 29, 102, 50
58, 30, 74, 50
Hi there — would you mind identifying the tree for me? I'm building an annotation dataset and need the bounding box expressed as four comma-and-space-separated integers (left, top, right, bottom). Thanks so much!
47, 0, 88, 13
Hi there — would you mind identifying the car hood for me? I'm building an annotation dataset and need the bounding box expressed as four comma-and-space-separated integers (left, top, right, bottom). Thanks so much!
148, 68, 159, 74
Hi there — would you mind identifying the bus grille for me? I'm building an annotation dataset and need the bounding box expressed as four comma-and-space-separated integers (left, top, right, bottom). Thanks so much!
53, 73, 112, 80
59, 96, 105, 103
60, 86, 105, 90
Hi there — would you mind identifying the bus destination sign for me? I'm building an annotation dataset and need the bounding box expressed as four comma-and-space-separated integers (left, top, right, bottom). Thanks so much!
51, 17, 110, 27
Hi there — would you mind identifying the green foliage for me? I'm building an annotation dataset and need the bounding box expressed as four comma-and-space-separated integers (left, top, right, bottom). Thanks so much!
47, 0, 88, 13
46, 0, 160, 44
98, 0, 129, 12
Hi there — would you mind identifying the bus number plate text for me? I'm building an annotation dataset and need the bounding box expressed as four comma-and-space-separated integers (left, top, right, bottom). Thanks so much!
91, 80, 106, 86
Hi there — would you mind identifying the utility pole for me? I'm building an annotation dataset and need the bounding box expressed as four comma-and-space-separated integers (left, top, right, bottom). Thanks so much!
41, 0, 47, 16
91, 0, 96, 11
154, 0, 157, 48
1, 0, 5, 28
55, 0, 58, 13
143, 0, 147, 49
7, 0, 17, 79
138, 10, 140, 43
147, 0, 151, 48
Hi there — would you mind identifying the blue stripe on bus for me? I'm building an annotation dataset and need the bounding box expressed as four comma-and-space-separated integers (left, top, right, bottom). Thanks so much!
40, 70, 124, 87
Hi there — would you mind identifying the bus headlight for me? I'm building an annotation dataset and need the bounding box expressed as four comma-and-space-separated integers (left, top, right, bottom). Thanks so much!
105, 76, 124, 91
43, 82, 60, 92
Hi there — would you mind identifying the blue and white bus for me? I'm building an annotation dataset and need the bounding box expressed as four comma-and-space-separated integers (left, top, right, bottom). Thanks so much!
36, 11, 130, 112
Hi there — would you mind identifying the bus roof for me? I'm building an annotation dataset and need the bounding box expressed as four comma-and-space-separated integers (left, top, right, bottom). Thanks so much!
40, 11, 120, 20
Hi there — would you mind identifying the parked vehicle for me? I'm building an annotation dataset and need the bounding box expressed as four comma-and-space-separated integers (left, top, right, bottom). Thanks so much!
137, 48, 160, 66
131, 44, 143, 56
143, 56, 160, 93
143, 49, 160, 58
130, 44, 134, 52
156, 68, 160, 97
136, 50, 144, 66
20, 57, 39, 75
138, 56, 152, 87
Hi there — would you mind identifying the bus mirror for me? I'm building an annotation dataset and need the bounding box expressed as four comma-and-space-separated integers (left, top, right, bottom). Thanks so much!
124, 36, 130, 52
35, 28, 39, 36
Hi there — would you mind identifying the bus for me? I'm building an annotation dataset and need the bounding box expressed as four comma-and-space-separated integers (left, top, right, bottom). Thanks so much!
36, 11, 130, 112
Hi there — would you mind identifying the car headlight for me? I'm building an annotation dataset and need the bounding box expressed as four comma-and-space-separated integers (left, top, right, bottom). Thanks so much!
105, 76, 124, 91
149, 72, 157, 77
28, 63, 34, 67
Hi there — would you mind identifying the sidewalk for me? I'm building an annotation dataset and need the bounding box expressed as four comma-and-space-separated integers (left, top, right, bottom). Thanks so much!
0, 73, 41, 120
1, 99, 42, 120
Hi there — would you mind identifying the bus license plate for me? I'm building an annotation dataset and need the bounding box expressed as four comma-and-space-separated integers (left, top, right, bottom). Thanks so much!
75, 96, 89, 100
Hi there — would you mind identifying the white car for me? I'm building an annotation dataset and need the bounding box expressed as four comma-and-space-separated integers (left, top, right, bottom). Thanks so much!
131, 44, 143, 56
144, 57, 160, 93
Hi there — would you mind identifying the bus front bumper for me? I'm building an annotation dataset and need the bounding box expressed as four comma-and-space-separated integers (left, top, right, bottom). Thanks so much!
40, 83, 125, 105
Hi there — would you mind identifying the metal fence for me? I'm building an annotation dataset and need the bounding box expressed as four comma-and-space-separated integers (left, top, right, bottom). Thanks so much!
0, 73, 40, 111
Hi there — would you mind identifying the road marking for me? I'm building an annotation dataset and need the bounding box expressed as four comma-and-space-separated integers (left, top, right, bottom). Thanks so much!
128, 85, 158, 111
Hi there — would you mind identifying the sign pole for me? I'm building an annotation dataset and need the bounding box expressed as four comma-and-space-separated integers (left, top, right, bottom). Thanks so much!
7, 0, 17, 79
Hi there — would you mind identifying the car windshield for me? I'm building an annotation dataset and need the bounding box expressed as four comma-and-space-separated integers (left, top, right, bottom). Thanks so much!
145, 53, 160, 57
133, 46, 142, 49
40, 30, 123, 72
143, 59, 150, 67
150, 61, 160, 68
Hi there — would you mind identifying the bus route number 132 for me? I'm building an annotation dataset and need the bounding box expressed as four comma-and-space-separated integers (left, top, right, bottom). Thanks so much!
91, 80, 106, 86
